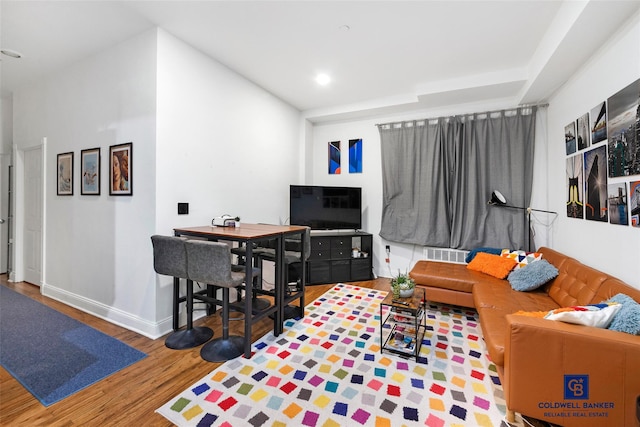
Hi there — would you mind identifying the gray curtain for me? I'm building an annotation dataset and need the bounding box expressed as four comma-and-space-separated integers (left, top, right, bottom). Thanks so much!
379, 119, 452, 247
378, 107, 537, 250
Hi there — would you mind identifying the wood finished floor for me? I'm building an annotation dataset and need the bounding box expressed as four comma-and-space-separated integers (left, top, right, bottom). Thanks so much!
0, 276, 391, 426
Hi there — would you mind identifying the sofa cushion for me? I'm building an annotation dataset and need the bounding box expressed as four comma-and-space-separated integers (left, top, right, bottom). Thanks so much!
410, 261, 497, 308
590, 277, 640, 305
606, 293, 640, 335
409, 261, 476, 293
473, 280, 560, 365
545, 257, 608, 307
500, 249, 542, 270
507, 259, 559, 291
467, 252, 516, 279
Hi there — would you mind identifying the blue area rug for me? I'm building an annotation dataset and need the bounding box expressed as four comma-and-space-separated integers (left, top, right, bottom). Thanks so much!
0, 285, 147, 406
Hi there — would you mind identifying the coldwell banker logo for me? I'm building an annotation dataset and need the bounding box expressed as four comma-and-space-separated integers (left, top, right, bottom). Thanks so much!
564, 374, 589, 400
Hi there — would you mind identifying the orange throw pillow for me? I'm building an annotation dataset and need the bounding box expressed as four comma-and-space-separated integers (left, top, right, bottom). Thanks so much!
513, 310, 548, 318
467, 252, 517, 279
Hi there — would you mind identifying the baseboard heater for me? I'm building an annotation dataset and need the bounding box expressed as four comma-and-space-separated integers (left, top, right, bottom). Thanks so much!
423, 247, 468, 264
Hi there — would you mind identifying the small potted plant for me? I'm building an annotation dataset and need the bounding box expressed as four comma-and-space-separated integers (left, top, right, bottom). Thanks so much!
390, 270, 415, 299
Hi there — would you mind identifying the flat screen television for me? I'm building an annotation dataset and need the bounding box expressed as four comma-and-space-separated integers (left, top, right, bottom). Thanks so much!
290, 185, 362, 230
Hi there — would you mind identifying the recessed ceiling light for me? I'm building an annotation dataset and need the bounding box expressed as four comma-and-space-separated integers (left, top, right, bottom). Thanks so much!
315, 73, 331, 86
339, 25, 350, 32
1, 49, 22, 59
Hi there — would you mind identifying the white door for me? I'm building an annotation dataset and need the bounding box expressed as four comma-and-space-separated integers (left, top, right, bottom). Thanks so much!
23, 147, 42, 285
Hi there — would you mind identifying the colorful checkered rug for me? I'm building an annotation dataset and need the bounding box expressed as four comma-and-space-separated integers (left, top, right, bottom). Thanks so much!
157, 284, 506, 426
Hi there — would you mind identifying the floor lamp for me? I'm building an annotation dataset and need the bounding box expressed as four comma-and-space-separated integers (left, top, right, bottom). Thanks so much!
488, 190, 557, 252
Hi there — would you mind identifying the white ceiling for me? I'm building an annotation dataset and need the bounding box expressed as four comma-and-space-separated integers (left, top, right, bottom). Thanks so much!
2, 1, 639, 122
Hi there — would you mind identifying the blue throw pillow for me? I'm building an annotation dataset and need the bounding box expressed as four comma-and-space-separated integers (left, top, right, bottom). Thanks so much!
465, 247, 503, 263
605, 293, 640, 335
507, 259, 559, 291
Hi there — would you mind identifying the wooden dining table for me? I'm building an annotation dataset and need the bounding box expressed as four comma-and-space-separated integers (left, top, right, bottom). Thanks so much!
173, 223, 308, 358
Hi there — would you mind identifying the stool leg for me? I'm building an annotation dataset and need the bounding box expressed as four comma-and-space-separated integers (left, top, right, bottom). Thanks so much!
206, 284, 216, 316
221, 287, 230, 339
200, 287, 245, 362
165, 279, 214, 350
251, 269, 270, 310
172, 277, 180, 331
186, 278, 194, 330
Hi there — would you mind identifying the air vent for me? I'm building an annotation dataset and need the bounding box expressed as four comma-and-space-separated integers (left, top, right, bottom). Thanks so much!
423, 247, 468, 264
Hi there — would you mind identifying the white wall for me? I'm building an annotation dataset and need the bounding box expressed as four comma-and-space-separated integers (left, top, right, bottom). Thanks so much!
311, 118, 387, 278
10, 28, 303, 338
7, 9, 638, 340
1, 96, 12, 152
13, 29, 160, 336
310, 11, 640, 290
154, 29, 301, 320
546, 11, 640, 288
309, 98, 532, 280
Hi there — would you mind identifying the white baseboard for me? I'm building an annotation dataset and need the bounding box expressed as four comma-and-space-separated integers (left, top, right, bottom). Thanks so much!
41, 282, 172, 340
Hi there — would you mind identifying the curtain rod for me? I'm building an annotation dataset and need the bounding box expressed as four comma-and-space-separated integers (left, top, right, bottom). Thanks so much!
519, 102, 549, 108
374, 103, 549, 127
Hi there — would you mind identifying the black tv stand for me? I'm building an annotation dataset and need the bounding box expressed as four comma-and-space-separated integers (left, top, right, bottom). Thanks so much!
307, 230, 373, 284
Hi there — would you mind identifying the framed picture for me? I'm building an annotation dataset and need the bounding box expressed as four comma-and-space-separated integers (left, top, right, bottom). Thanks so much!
328, 141, 341, 174
57, 152, 74, 196
109, 142, 132, 196
81, 148, 101, 195
564, 122, 576, 155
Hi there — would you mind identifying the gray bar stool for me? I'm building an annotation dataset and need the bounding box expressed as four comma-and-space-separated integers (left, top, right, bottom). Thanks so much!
231, 241, 271, 310
259, 227, 310, 319
151, 235, 213, 349
185, 240, 254, 362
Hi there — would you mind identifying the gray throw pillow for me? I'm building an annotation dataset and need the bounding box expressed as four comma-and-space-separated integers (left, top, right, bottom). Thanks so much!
507, 259, 558, 291
606, 293, 640, 335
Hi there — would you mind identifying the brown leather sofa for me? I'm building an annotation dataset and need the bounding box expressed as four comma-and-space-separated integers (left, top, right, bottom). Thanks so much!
410, 246, 640, 426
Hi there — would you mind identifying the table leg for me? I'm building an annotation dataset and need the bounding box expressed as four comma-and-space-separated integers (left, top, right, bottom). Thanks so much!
275, 235, 284, 336
243, 244, 253, 358
299, 230, 307, 313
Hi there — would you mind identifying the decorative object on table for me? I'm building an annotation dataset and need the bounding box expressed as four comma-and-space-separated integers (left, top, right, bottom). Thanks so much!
157, 284, 505, 427
57, 151, 74, 196
80, 147, 100, 195
109, 142, 132, 196
390, 269, 415, 298
211, 214, 240, 227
